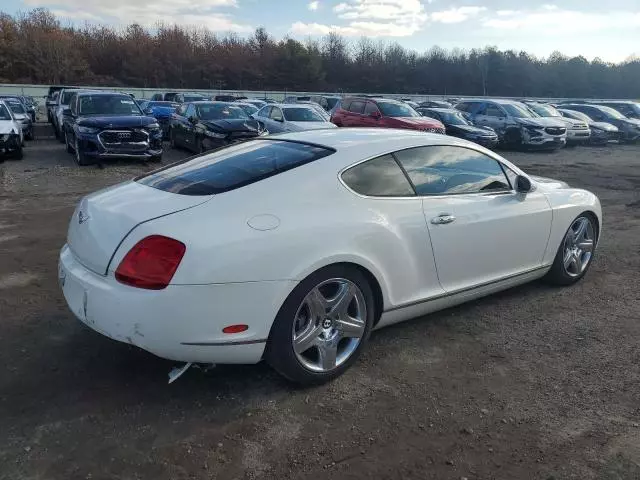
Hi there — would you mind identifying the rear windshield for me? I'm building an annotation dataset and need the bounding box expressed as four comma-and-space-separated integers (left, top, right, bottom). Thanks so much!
137, 140, 335, 195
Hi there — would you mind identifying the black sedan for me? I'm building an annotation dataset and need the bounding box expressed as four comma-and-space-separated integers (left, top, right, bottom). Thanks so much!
417, 107, 498, 148
169, 102, 267, 153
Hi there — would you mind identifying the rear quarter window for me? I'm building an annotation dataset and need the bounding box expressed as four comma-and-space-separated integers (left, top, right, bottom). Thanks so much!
137, 140, 335, 195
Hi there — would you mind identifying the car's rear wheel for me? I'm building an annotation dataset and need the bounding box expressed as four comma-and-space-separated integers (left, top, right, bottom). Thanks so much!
266, 265, 375, 385
169, 130, 177, 149
545, 213, 597, 286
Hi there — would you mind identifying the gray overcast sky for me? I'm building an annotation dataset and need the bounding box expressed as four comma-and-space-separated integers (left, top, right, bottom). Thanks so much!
8, 0, 640, 62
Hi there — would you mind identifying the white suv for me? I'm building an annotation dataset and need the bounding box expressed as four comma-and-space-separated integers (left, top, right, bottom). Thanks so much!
456, 99, 567, 150
526, 102, 591, 145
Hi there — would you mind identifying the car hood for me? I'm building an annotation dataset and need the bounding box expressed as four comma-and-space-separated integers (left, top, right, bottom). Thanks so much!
386, 116, 444, 129
530, 175, 569, 191
449, 124, 496, 136
554, 117, 588, 128
202, 118, 263, 132
624, 118, 640, 127
0, 120, 20, 134
590, 121, 618, 132
516, 117, 566, 128
13, 113, 29, 121
287, 121, 337, 131
77, 115, 157, 128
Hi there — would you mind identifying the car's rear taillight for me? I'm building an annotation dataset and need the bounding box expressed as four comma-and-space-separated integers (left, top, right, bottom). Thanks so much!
115, 235, 186, 290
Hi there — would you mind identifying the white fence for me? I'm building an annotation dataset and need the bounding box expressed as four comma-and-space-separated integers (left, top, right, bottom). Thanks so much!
0, 82, 621, 105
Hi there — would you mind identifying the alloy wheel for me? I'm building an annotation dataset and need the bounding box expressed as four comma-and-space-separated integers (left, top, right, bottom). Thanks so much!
292, 278, 367, 372
562, 216, 595, 277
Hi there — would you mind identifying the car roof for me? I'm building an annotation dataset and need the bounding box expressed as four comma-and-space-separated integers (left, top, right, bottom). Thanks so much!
420, 107, 458, 113
76, 91, 132, 97
273, 128, 472, 154
344, 96, 400, 103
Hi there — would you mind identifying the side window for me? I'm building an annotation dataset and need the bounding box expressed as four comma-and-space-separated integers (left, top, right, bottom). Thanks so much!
348, 101, 365, 114
394, 146, 511, 195
342, 155, 415, 197
258, 106, 271, 118
175, 104, 186, 116
318, 97, 329, 109
270, 107, 283, 121
484, 105, 503, 117
364, 102, 379, 115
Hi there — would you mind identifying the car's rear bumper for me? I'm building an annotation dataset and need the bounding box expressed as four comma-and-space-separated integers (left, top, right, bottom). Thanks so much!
59, 244, 296, 364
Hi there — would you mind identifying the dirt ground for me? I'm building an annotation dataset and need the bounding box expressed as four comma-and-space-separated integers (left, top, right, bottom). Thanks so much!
1, 130, 639, 480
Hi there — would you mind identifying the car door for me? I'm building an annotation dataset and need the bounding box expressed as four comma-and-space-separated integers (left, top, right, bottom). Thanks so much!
362, 101, 381, 127
182, 104, 198, 151
172, 104, 190, 146
344, 100, 366, 127
474, 103, 507, 132
394, 145, 552, 292
268, 107, 286, 133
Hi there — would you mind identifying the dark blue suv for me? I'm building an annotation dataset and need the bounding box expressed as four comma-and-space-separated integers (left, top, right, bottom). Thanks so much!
62, 92, 163, 165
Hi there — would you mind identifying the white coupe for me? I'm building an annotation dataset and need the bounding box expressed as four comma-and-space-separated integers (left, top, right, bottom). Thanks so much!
59, 129, 601, 384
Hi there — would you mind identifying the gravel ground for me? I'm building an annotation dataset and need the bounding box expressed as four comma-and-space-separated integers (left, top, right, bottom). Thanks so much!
1, 130, 639, 480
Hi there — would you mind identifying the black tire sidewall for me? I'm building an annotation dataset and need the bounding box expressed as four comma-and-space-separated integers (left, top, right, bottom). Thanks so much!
266, 265, 376, 385
545, 213, 598, 286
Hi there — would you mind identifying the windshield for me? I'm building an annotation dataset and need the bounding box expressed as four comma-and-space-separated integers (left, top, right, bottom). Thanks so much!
283, 107, 324, 122
326, 98, 340, 109
377, 101, 420, 117
436, 110, 470, 126
237, 104, 259, 116
501, 103, 534, 118
78, 95, 142, 116
0, 104, 12, 120
529, 103, 561, 117
7, 102, 26, 114
184, 95, 206, 102
560, 109, 591, 122
597, 105, 626, 119
197, 104, 249, 120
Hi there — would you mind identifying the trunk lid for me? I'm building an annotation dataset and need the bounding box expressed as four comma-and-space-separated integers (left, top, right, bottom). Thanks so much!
67, 181, 211, 275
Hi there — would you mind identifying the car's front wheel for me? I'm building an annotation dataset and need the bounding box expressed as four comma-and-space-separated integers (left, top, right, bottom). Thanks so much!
266, 265, 375, 385
545, 213, 597, 286
74, 139, 90, 166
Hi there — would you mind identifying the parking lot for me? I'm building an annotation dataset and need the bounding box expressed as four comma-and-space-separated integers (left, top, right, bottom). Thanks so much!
1, 131, 640, 479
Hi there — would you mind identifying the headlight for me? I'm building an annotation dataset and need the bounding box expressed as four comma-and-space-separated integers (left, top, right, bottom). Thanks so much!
204, 130, 226, 139
524, 125, 543, 132
147, 123, 160, 129
77, 126, 99, 134
0, 134, 9, 141
259, 129, 269, 136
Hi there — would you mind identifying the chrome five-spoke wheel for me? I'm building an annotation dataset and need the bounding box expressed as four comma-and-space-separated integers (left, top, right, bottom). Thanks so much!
562, 216, 595, 277
292, 278, 366, 372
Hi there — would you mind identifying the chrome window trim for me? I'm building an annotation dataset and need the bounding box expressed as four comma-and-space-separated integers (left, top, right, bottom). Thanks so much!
338, 142, 526, 200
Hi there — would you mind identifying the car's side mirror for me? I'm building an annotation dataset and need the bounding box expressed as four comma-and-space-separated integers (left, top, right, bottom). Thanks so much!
62, 108, 72, 117
370, 111, 381, 119
515, 175, 532, 193
188, 116, 197, 124
144, 108, 153, 115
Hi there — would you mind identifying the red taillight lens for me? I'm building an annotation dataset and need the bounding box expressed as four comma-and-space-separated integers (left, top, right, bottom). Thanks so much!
115, 235, 186, 290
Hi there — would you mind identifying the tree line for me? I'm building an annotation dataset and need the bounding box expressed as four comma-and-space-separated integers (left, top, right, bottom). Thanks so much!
1, 8, 639, 99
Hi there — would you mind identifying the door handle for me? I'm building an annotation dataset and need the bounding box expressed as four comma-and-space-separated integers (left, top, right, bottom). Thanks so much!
431, 214, 456, 225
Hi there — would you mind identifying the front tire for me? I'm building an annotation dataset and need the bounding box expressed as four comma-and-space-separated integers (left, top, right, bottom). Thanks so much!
13, 143, 24, 160
544, 213, 597, 286
266, 265, 375, 385
74, 139, 90, 166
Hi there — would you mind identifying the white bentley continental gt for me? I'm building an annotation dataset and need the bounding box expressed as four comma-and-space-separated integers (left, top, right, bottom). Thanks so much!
59, 128, 601, 384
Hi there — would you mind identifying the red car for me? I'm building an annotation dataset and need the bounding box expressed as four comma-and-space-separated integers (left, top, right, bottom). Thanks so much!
331, 97, 445, 133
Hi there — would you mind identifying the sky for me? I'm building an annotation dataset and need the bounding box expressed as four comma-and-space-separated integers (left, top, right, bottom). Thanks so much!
5, 0, 640, 63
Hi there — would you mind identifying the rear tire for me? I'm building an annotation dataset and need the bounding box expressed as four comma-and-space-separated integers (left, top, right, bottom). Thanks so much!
544, 213, 597, 286
266, 265, 375, 385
